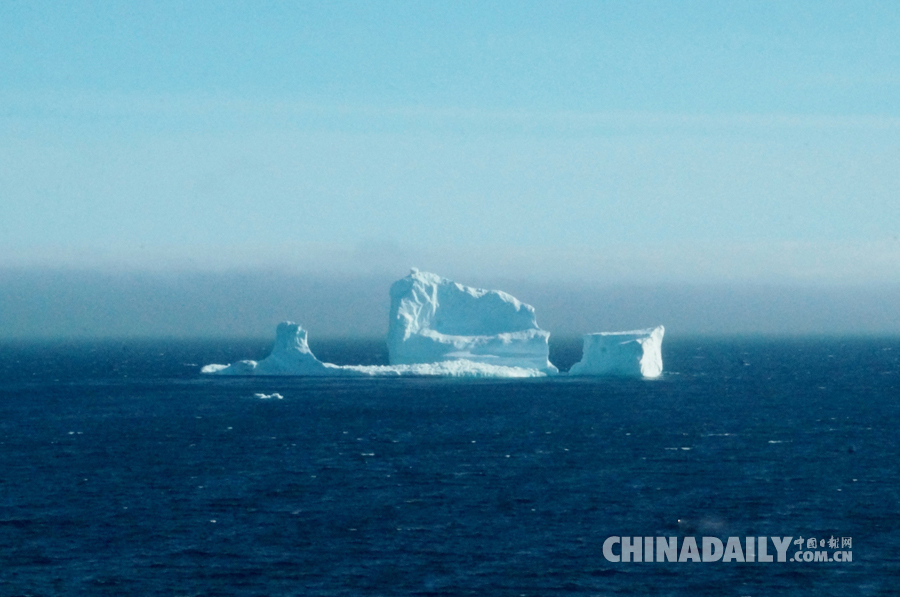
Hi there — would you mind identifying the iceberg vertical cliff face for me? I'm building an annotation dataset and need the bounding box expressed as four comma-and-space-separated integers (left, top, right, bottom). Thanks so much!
387, 269, 558, 373
568, 326, 665, 378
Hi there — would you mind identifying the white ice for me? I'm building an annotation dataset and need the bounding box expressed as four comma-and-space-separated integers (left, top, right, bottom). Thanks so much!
387, 269, 557, 373
568, 326, 665, 378
201, 271, 665, 379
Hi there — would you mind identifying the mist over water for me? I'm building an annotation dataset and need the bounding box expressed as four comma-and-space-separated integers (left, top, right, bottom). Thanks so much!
1, 268, 898, 340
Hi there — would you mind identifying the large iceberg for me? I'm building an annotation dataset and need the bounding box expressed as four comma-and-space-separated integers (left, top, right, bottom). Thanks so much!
201, 270, 665, 379
387, 269, 557, 373
568, 326, 665, 378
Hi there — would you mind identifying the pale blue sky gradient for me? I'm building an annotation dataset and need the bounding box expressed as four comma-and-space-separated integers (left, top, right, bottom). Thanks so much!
2, 1, 899, 284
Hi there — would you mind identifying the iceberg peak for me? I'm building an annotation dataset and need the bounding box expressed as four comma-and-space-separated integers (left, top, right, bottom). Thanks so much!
200, 321, 332, 376
273, 321, 313, 354
387, 270, 557, 373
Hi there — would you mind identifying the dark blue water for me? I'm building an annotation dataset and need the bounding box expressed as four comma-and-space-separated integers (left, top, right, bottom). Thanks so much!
0, 337, 898, 596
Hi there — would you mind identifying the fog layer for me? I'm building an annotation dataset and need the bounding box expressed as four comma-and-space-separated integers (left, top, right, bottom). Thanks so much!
1, 269, 897, 339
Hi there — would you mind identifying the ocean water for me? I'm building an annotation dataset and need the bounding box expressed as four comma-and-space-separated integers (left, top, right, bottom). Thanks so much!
0, 336, 897, 596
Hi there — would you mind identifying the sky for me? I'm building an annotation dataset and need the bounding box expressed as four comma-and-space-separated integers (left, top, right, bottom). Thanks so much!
2, 1, 899, 336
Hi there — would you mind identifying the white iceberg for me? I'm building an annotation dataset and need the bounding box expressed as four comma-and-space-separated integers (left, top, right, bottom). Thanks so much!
568, 326, 665, 378
387, 269, 558, 373
200, 270, 664, 379
201, 322, 341, 376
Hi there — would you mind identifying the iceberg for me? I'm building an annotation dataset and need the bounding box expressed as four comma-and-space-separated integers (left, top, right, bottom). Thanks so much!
201, 322, 341, 376
387, 269, 557, 373
200, 270, 664, 379
568, 326, 665, 378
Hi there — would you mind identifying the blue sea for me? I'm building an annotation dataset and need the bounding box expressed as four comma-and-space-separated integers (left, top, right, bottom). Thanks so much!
0, 336, 897, 596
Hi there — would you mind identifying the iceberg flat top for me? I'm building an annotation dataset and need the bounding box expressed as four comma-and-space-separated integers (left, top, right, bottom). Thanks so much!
388, 268, 539, 338
586, 327, 663, 338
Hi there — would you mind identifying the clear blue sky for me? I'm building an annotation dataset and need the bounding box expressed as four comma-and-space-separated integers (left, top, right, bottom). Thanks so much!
2, 0, 899, 283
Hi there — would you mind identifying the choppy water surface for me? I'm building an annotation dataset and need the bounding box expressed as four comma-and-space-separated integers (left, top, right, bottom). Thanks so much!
0, 337, 897, 595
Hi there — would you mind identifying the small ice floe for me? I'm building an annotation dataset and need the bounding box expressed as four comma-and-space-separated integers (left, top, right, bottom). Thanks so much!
254, 392, 283, 400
